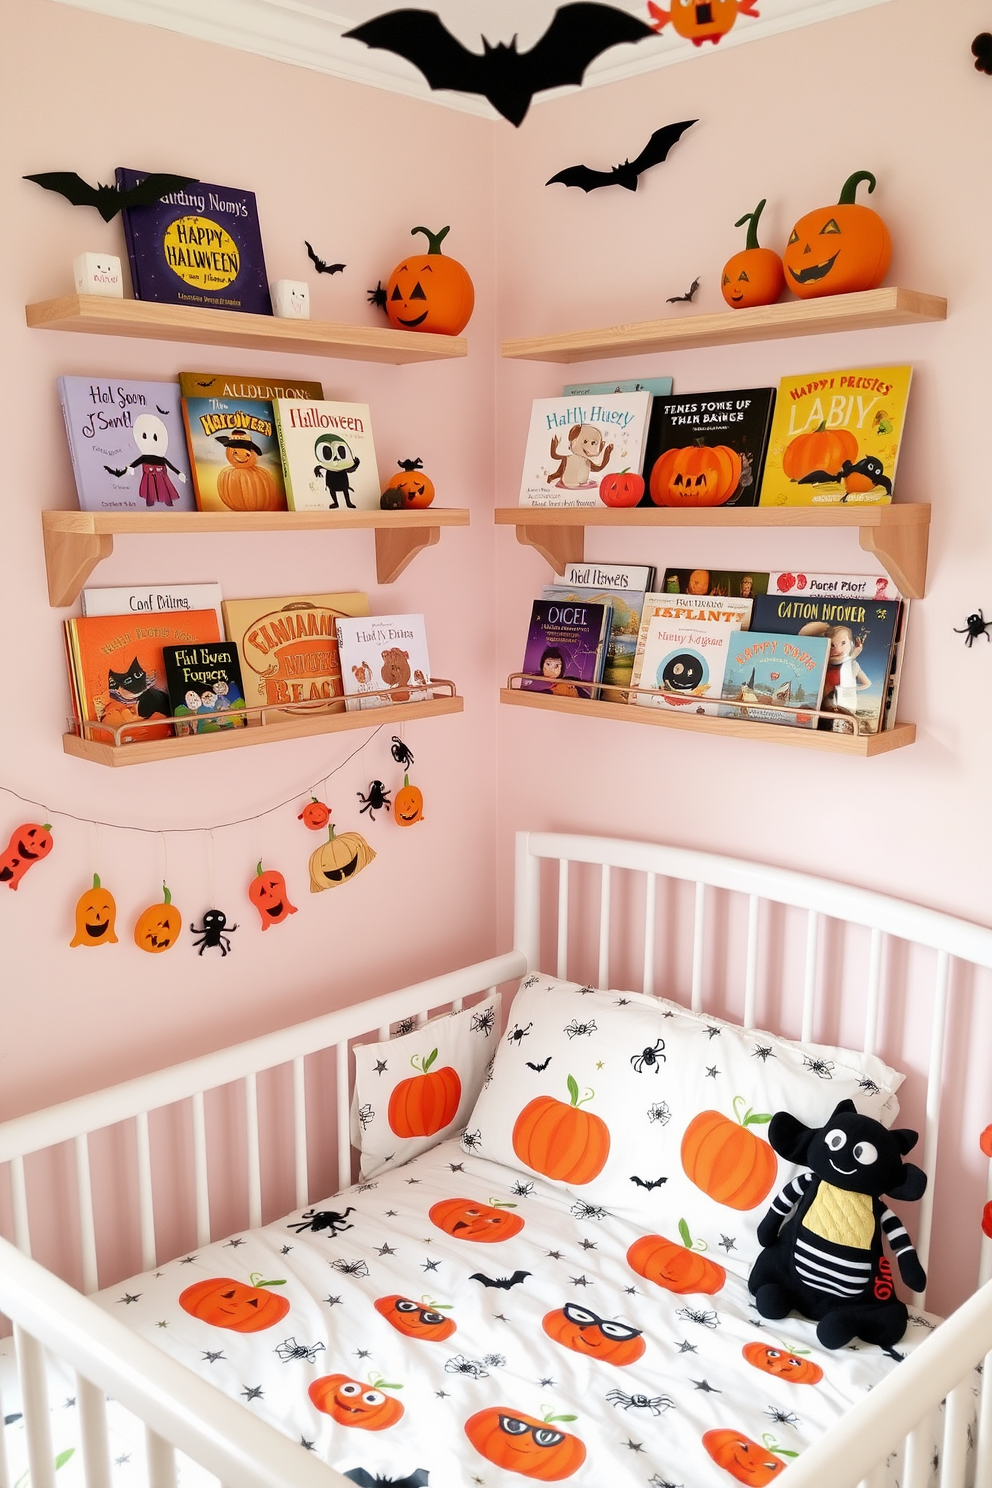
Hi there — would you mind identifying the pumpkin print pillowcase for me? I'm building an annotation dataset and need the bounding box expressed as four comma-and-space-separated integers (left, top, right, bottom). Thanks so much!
351, 995, 501, 1179
463, 975, 903, 1280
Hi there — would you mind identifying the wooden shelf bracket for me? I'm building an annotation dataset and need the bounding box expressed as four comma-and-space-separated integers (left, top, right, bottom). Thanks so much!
858, 511, 930, 600
375, 525, 440, 584
44, 522, 113, 607
515, 523, 585, 573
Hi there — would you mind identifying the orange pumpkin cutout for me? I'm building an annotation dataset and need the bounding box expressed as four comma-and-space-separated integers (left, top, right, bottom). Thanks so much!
308, 825, 376, 893
70, 873, 118, 948
179, 1273, 289, 1333
599, 469, 644, 508
248, 860, 298, 930
385, 226, 474, 336
429, 1196, 524, 1243
381, 457, 435, 511
681, 1096, 777, 1210
703, 1429, 797, 1484
650, 444, 743, 508
721, 199, 784, 310
783, 170, 892, 300
782, 421, 860, 483
0, 822, 53, 890
133, 883, 182, 953
627, 1219, 726, 1295
394, 775, 425, 827
512, 1075, 610, 1185
388, 1048, 461, 1137
465, 1406, 586, 1481
648, 0, 759, 45
373, 1294, 456, 1342
742, 1342, 823, 1386
542, 1303, 645, 1367
215, 431, 282, 512
309, 1372, 404, 1431
298, 798, 331, 831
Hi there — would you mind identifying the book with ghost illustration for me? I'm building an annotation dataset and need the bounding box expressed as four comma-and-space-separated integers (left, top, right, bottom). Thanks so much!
518, 391, 652, 508
58, 377, 196, 512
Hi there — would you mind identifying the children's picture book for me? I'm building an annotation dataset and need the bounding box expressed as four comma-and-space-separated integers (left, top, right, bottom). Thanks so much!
558, 561, 655, 592
66, 609, 220, 744
718, 632, 831, 729
661, 567, 768, 598
272, 399, 381, 512
179, 373, 323, 514
628, 618, 742, 714
221, 592, 369, 716
163, 642, 247, 734
563, 377, 673, 398
58, 377, 196, 512
758, 366, 912, 506
336, 615, 433, 711
518, 392, 652, 508
750, 593, 905, 734
543, 585, 645, 696
519, 599, 611, 697
82, 583, 223, 631
116, 171, 272, 314
642, 387, 777, 508
767, 570, 901, 601
637, 591, 754, 630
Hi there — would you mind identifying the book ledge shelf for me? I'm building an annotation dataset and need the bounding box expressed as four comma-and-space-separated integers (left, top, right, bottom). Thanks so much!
64, 681, 462, 767
495, 504, 931, 601
502, 675, 914, 758
42, 509, 471, 606
26, 295, 468, 365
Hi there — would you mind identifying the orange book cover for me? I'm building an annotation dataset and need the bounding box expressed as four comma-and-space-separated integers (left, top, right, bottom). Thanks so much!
221, 592, 369, 716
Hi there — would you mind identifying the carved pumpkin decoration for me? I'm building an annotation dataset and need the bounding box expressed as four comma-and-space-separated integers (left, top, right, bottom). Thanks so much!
297, 798, 331, 831
429, 1196, 524, 1243
373, 1294, 456, 1342
388, 1048, 461, 1137
70, 873, 118, 948
721, 199, 784, 309
385, 226, 474, 336
0, 822, 53, 890
650, 444, 743, 508
627, 1219, 726, 1295
512, 1075, 610, 1185
248, 860, 298, 930
308, 824, 376, 893
465, 1406, 586, 1481
742, 1342, 823, 1385
179, 1273, 289, 1332
598, 469, 644, 508
133, 882, 182, 953
783, 170, 892, 299
648, 0, 759, 46
381, 457, 435, 511
394, 775, 425, 827
309, 1372, 404, 1431
781, 421, 860, 483
541, 1303, 645, 1367
215, 431, 282, 512
681, 1096, 777, 1209
702, 1430, 796, 1484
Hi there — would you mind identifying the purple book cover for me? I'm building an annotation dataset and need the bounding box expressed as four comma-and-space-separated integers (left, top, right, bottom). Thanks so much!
58, 376, 196, 512
521, 599, 611, 698
116, 169, 271, 315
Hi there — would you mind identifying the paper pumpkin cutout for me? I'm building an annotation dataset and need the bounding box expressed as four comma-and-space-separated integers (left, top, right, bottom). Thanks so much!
0, 822, 53, 889
384, 226, 474, 336
309, 1373, 404, 1431
133, 883, 182, 953
721, 199, 784, 309
464, 1406, 586, 1481
648, 0, 759, 46
248, 861, 298, 929
388, 1048, 461, 1137
783, 171, 892, 299
298, 798, 331, 830
309, 824, 376, 893
512, 1076, 611, 1184
179, 1273, 289, 1332
70, 873, 118, 948
373, 1294, 456, 1342
394, 775, 425, 827
429, 1196, 524, 1243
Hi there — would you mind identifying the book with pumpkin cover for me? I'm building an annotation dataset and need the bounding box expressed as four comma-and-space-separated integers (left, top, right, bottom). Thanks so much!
542, 585, 645, 697
58, 376, 196, 512
221, 592, 369, 719
179, 373, 322, 514
163, 641, 247, 735
518, 391, 652, 508
641, 387, 776, 508
628, 617, 742, 715
271, 399, 381, 512
758, 365, 912, 506
718, 632, 831, 729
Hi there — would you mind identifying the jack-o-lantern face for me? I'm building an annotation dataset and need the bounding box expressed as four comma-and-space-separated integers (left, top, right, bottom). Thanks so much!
721, 199, 784, 309
742, 1342, 823, 1385
70, 873, 118, 948
298, 798, 330, 831
650, 0, 747, 45
179, 1274, 289, 1333
0, 822, 54, 890
650, 444, 743, 508
394, 775, 425, 827
374, 1294, 456, 1342
783, 171, 892, 299
542, 1304, 645, 1366
381, 458, 435, 511
702, 1429, 793, 1484
465, 1407, 586, 1481
308, 826, 376, 893
309, 1374, 404, 1431
385, 226, 474, 336
248, 861, 298, 929
133, 883, 182, 953
429, 1196, 525, 1243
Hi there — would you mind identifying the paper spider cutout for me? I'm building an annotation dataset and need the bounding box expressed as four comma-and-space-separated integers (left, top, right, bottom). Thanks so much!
973, 33, 992, 73
955, 610, 992, 646
190, 908, 238, 956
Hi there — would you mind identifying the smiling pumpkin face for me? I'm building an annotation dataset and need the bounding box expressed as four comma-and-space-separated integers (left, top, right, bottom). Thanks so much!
374, 1294, 457, 1342
668, 0, 742, 43
783, 171, 891, 299
429, 1196, 524, 1243
385, 226, 474, 336
0, 822, 54, 890
309, 1374, 404, 1431
248, 861, 298, 929
133, 884, 182, 953
70, 873, 118, 948
308, 825, 376, 893
394, 775, 425, 827
542, 1304, 645, 1366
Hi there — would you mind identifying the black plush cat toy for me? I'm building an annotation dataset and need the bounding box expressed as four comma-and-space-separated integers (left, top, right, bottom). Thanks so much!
748, 1099, 927, 1350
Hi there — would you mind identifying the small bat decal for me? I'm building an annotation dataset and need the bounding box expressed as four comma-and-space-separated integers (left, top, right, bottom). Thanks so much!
667, 277, 701, 303
344, 4, 656, 127
630, 1175, 668, 1190
23, 171, 198, 223
526, 1056, 552, 1071
548, 119, 696, 193
155, 405, 169, 415
305, 241, 346, 275
470, 1270, 532, 1290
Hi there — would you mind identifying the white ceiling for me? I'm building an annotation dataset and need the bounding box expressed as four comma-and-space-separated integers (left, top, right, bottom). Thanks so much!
54, 0, 894, 119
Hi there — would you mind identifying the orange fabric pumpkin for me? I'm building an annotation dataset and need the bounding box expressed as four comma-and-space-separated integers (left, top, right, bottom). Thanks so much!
650, 444, 743, 507
388, 1048, 461, 1137
394, 775, 425, 827
465, 1406, 586, 1481
542, 1303, 645, 1367
599, 469, 644, 508
309, 825, 376, 893
373, 1294, 456, 1342
215, 432, 282, 512
248, 861, 298, 930
512, 1076, 610, 1185
70, 873, 118, 948
781, 421, 860, 482
309, 1373, 404, 1431
681, 1097, 777, 1209
298, 798, 331, 831
179, 1273, 289, 1332
721, 199, 784, 309
627, 1222, 726, 1295
742, 1342, 823, 1385
133, 883, 182, 953
0, 822, 53, 890
381, 457, 435, 510
783, 170, 892, 299
429, 1196, 524, 1243
703, 1429, 795, 1484
385, 226, 474, 336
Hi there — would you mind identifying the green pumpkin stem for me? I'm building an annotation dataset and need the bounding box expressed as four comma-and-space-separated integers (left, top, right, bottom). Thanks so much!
733, 1094, 772, 1128
42, 823, 52, 833
92, 873, 100, 889
488, 1199, 517, 1210
566, 1074, 595, 1109
327, 824, 336, 842
735, 198, 766, 251
404, 774, 410, 787
248, 1273, 286, 1289
162, 883, 172, 906
411, 225, 450, 255
838, 170, 876, 205
255, 860, 263, 878
413, 1048, 439, 1074
762, 1434, 799, 1458
678, 1217, 708, 1253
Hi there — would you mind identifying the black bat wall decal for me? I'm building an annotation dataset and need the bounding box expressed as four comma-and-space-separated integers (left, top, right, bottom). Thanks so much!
23, 171, 198, 223
630, 1175, 668, 1190
343, 4, 656, 127
548, 119, 696, 193
305, 241, 346, 275
526, 1057, 552, 1072
470, 1270, 532, 1290
667, 277, 701, 303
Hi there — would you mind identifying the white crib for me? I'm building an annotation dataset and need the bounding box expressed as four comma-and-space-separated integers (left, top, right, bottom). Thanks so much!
3, 830, 992, 1488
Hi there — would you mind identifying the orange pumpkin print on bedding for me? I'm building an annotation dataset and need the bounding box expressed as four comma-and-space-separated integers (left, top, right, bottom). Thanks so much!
512, 1075, 610, 1184
681, 1096, 777, 1209
465, 1406, 586, 1481
627, 1220, 726, 1295
309, 1372, 404, 1431
429, 1196, 524, 1243
703, 1429, 797, 1484
388, 1048, 461, 1137
742, 1341, 823, 1385
179, 1273, 289, 1332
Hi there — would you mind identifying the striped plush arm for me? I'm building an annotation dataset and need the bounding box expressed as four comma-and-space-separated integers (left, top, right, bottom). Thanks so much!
881, 1207, 927, 1292
756, 1171, 816, 1247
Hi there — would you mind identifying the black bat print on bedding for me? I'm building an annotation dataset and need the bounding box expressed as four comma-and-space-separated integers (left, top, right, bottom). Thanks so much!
469, 1270, 531, 1290
630, 1175, 668, 1190
526, 1056, 552, 1072
548, 119, 696, 192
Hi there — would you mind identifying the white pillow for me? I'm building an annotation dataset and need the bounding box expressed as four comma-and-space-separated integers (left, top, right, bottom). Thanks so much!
351, 995, 501, 1179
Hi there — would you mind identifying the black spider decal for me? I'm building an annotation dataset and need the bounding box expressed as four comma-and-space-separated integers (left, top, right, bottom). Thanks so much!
357, 780, 391, 820
288, 1207, 355, 1236
676, 1306, 719, 1328
564, 1018, 597, 1039
647, 1101, 671, 1125
571, 1199, 608, 1221
858, 1075, 881, 1096
190, 909, 238, 956
955, 610, 992, 647
606, 1389, 674, 1415
631, 1038, 666, 1073
275, 1337, 325, 1363
461, 1128, 483, 1150
389, 735, 415, 768
394, 1016, 416, 1036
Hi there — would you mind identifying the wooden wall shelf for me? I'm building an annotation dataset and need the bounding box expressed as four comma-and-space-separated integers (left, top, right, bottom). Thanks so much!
26, 294, 468, 365
501, 688, 914, 757
501, 287, 946, 363
42, 508, 471, 606
495, 503, 930, 600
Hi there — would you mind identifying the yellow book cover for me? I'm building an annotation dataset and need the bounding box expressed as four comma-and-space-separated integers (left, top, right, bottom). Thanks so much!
221, 592, 369, 715
758, 366, 912, 507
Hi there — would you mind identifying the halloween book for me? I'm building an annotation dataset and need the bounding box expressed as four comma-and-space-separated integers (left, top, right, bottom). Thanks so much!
271, 399, 381, 512
661, 567, 769, 599
519, 599, 611, 698
542, 584, 645, 697
758, 365, 912, 506
116, 170, 272, 314
627, 617, 742, 715
335, 614, 433, 712
179, 373, 322, 514
518, 391, 652, 508
718, 631, 831, 729
641, 387, 776, 508
162, 641, 247, 734
221, 592, 369, 717
58, 376, 195, 512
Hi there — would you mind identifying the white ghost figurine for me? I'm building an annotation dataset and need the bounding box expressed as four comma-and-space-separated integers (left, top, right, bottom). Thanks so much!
271, 279, 310, 319
73, 252, 124, 298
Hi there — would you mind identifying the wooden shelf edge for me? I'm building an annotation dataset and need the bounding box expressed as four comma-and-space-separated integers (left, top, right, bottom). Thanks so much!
499, 688, 915, 756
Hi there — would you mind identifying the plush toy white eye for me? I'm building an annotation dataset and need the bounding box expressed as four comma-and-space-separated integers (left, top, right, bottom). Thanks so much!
825, 1129, 846, 1151
853, 1141, 878, 1165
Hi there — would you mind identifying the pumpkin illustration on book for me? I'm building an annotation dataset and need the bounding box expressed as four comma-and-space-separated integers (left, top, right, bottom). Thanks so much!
214, 430, 281, 511
308, 824, 376, 892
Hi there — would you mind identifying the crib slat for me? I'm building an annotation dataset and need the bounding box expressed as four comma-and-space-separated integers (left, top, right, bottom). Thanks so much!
77, 1375, 112, 1488
244, 1072, 262, 1230
145, 1428, 178, 1488
293, 1056, 309, 1211
973, 1348, 992, 1488
135, 1111, 157, 1271
691, 883, 705, 1013
642, 872, 656, 998
336, 1041, 350, 1192
191, 1090, 210, 1248
597, 865, 611, 990
743, 894, 759, 1029
451, 997, 464, 1013
14, 1326, 56, 1488
864, 927, 883, 1056
556, 860, 569, 979
801, 910, 820, 1043
941, 1380, 972, 1488
915, 950, 950, 1289
74, 1134, 99, 1295
902, 1416, 935, 1488
10, 1153, 31, 1256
